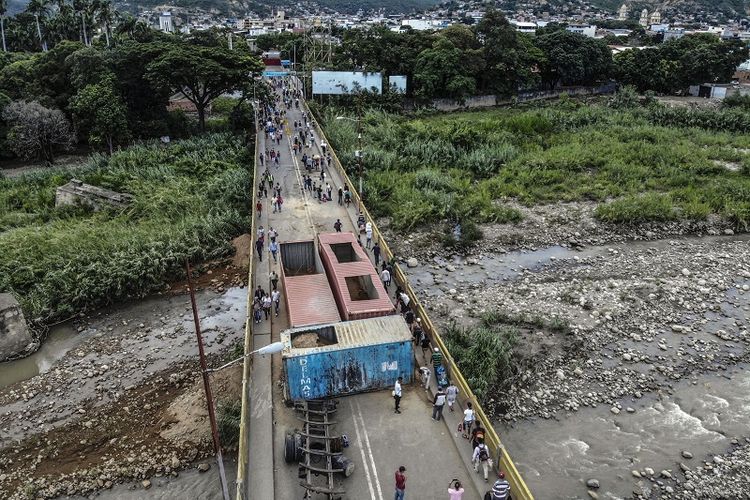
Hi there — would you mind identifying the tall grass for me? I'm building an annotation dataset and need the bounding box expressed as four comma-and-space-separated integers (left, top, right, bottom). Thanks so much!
323, 104, 750, 230
0, 133, 252, 323
443, 321, 518, 401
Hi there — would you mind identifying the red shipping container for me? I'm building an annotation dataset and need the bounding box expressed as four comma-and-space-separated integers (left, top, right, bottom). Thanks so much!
318, 232, 395, 321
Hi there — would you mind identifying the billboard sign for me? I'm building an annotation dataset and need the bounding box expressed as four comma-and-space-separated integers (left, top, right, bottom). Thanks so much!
312, 71, 382, 95
389, 75, 407, 93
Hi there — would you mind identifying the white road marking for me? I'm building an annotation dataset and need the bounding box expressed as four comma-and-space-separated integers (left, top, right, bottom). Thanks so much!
349, 399, 377, 500
355, 399, 385, 500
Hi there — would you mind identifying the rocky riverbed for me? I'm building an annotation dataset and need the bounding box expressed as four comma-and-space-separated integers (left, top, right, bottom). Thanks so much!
0, 265, 248, 499
401, 214, 749, 499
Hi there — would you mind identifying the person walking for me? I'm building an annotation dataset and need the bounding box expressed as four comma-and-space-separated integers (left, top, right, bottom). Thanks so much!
255, 238, 264, 261
472, 439, 492, 481
270, 270, 279, 291
272, 289, 281, 317
445, 383, 459, 412
337, 187, 343, 205
394, 466, 406, 500
365, 222, 373, 249
262, 294, 272, 320
253, 297, 262, 324
431, 347, 443, 370
448, 479, 465, 500
268, 227, 278, 243
269, 240, 279, 263
490, 472, 511, 500
471, 422, 486, 451
381, 268, 391, 288
462, 402, 475, 438
373, 242, 381, 265
256, 200, 263, 218
419, 365, 431, 390
334, 219, 342, 232
393, 376, 402, 414
432, 387, 447, 422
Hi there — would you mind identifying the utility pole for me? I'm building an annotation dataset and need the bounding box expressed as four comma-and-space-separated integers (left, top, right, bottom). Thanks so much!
185, 260, 231, 500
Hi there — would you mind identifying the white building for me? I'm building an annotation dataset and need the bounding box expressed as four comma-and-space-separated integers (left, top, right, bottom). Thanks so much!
567, 24, 596, 38
159, 12, 173, 33
400, 19, 449, 30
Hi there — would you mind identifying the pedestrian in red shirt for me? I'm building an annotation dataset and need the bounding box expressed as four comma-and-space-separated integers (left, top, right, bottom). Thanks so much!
394, 466, 406, 500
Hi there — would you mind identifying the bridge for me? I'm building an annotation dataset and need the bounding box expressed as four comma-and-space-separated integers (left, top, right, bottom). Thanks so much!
233, 77, 533, 500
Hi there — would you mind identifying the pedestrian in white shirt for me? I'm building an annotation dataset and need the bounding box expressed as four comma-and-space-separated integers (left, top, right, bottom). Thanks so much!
393, 376, 402, 414
462, 402, 475, 438
472, 440, 492, 481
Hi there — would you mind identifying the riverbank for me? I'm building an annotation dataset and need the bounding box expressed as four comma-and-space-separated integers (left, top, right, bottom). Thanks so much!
0, 262, 248, 499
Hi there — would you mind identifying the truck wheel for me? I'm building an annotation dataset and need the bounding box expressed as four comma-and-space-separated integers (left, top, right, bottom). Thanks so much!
284, 434, 297, 463
332, 455, 355, 477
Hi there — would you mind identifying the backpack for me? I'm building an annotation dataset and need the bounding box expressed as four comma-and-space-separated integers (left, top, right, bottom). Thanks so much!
479, 445, 489, 461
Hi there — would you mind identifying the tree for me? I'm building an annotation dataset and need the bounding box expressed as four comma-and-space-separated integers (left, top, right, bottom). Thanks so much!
3, 100, 74, 163
94, 0, 113, 46
414, 37, 477, 100
146, 42, 263, 131
475, 9, 540, 95
25, 0, 50, 51
534, 30, 612, 90
70, 75, 128, 153
0, 0, 7, 52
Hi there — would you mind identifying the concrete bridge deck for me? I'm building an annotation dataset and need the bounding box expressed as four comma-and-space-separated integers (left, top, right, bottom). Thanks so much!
235, 78, 532, 500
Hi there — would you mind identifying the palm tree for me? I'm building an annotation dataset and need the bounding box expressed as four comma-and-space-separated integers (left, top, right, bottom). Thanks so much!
0, 0, 7, 52
94, 0, 113, 46
26, 0, 51, 51
72, 0, 90, 45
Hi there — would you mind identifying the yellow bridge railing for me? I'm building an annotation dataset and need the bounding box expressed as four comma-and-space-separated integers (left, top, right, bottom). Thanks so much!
235, 117, 260, 500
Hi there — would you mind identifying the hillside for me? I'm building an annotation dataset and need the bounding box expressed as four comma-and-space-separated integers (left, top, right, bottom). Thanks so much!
117, 0, 436, 15
589, 0, 749, 19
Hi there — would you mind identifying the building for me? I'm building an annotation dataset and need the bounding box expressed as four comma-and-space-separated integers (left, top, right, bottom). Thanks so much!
663, 28, 685, 41
567, 24, 596, 38
649, 11, 661, 25
159, 11, 173, 33
639, 9, 648, 27
617, 4, 628, 21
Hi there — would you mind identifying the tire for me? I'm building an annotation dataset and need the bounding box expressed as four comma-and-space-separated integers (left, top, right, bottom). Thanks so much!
284, 434, 297, 464
332, 455, 355, 477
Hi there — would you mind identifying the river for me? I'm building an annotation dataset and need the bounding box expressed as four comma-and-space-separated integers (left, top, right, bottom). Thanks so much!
406, 234, 750, 498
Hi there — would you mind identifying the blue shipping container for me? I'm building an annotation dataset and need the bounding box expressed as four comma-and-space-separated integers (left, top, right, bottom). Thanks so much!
281, 316, 414, 400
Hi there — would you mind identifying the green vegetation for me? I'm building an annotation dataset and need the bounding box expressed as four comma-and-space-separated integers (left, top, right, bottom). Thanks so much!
323, 100, 750, 232
218, 399, 242, 449
443, 315, 519, 400
0, 133, 252, 323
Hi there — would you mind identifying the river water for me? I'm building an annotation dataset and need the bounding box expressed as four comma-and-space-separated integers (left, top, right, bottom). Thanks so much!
406, 234, 750, 499
499, 366, 750, 499
0, 324, 89, 389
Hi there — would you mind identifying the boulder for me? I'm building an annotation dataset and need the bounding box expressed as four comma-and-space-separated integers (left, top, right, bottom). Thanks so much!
0, 293, 33, 361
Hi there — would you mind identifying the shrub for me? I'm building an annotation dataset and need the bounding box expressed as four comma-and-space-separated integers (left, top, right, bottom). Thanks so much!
217, 400, 242, 449
595, 193, 677, 223
443, 322, 518, 401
